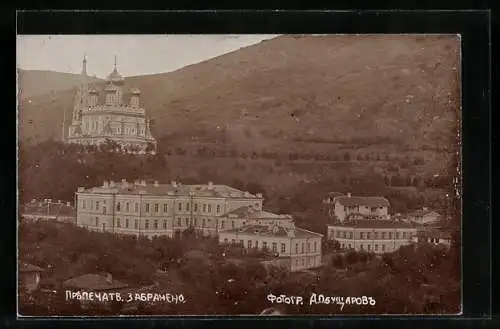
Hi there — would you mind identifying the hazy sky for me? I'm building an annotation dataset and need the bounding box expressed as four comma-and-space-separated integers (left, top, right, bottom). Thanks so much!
17, 35, 277, 78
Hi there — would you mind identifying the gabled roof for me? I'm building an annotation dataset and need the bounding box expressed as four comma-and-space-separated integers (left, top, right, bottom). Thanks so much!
22, 202, 76, 218
409, 209, 441, 217
63, 274, 129, 291
329, 220, 417, 229
221, 206, 291, 220
221, 225, 322, 239
334, 196, 390, 207
19, 262, 44, 273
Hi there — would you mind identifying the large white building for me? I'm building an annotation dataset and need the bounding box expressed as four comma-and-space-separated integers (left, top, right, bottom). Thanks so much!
65, 55, 157, 151
219, 221, 323, 272
327, 220, 418, 254
75, 180, 263, 238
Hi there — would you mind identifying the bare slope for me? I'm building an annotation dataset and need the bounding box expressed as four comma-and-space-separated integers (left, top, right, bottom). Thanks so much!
18, 35, 460, 152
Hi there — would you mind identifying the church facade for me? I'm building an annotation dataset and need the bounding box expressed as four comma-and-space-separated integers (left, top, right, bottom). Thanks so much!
65, 55, 157, 152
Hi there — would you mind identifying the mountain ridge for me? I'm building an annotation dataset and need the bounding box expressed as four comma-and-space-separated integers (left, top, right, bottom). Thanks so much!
18, 35, 460, 157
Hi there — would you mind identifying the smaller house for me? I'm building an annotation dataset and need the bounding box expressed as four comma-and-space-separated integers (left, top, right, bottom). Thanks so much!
412, 229, 452, 249
332, 193, 390, 222
408, 207, 441, 225
21, 199, 76, 224
63, 273, 129, 292
19, 262, 44, 293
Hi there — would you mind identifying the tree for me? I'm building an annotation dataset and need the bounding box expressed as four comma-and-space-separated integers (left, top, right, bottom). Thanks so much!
332, 254, 345, 268
345, 250, 359, 266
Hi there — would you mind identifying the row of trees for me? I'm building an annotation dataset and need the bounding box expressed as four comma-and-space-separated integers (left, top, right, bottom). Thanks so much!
166, 145, 427, 165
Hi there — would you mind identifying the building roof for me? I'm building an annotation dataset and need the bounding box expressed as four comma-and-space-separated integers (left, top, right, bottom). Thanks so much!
409, 208, 441, 217
63, 274, 129, 291
22, 201, 76, 218
106, 67, 124, 82
222, 206, 291, 220
78, 181, 262, 199
329, 220, 418, 229
19, 262, 44, 273
335, 196, 390, 207
221, 225, 322, 239
417, 229, 452, 240
326, 192, 344, 198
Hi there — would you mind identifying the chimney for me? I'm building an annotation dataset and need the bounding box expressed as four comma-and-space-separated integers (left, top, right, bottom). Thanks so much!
208, 181, 214, 189
77, 187, 85, 192
141, 180, 147, 186
103, 180, 109, 188
48, 199, 52, 203
66, 202, 71, 207
347, 193, 352, 198
256, 193, 263, 198
109, 181, 116, 188
58, 200, 62, 204
171, 181, 177, 188
106, 273, 112, 284
154, 180, 159, 187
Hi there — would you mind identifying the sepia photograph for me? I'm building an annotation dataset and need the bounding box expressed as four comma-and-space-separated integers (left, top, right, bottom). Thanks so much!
17, 34, 461, 316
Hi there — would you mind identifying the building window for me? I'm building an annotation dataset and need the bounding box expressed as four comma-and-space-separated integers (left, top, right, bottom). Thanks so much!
374, 244, 378, 251
231, 221, 235, 229
186, 203, 190, 211
208, 205, 212, 213
194, 204, 198, 212
202, 204, 206, 212
126, 203, 129, 212
272, 243, 277, 253
382, 245, 385, 252
301, 243, 305, 253
95, 217, 99, 226
348, 243, 352, 249
224, 238, 228, 244
336, 231, 340, 238
116, 218, 121, 228
239, 239, 244, 246
96, 201, 100, 210
360, 244, 364, 250
342, 231, 346, 238
402, 232, 407, 239
307, 243, 311, 252
82, 200, 86, 209
231, 239, 236, 245
389, 232, 393, 239
382, 232, 386, 239
185, 218, 189, 226
374, 232, 379, 239
178, 203, 182, 211
281, 243, 286, 253
349, 232, 353, 239
125, 218, 129, 228
360, 232, 365, 240
202, 218, 206, 227
163, 220, 167, 229
177, 218, 181, 227
164, 204, 168, 213
263, 242, 268, 250
154, 204, 159, 213
395, 232, 400, 239
145, 220, 149, 230
296, 243, 299, 253
154, 220, 158, 229
194, 218, 198, 226
367, 232, 371, 239
248, 240, 252, 248
145, 203, 150, 213
221, 220, 225, 229
368, 244, 371, 251
255, 241, 259, 249
115, 202, 119, 212
135, 203, 138, 213
217, 205, 221, 213
134, 220, 138, 229
314, 242, 317, 252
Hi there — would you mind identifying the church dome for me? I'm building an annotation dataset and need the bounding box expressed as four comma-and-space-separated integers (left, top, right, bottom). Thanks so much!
107, 68, 124, 83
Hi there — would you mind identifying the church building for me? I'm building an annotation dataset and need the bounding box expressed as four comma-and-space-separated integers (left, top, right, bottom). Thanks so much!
65, 55, 157, 152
